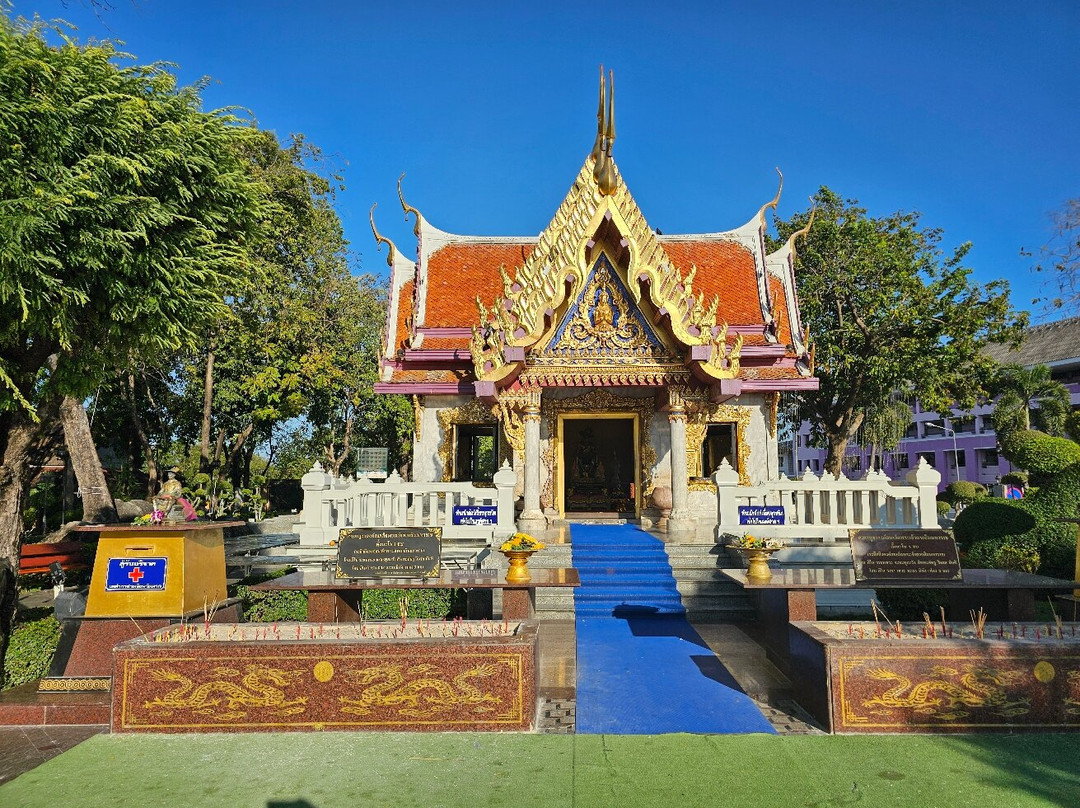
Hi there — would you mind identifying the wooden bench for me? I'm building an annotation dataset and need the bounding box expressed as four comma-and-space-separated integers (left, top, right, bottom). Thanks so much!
19, 541, 93, 576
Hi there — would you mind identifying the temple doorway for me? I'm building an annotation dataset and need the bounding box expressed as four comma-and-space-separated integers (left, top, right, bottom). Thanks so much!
559, 415, 638, 517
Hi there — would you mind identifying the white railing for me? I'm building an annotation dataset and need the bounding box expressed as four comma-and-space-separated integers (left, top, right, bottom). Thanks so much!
295, 461, 517, 546
713, 457, 942, 542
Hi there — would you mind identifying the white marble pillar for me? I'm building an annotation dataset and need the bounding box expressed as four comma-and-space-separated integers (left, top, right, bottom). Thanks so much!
668, 405, 694, 534
519, 405, 545, 528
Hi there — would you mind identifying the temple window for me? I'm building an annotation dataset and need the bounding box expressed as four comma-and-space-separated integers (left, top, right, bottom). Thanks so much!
701, 423, 737, 476
453, 424, 498, 482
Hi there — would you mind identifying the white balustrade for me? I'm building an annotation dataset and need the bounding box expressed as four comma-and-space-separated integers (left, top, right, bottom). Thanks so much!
296, 460, 517, 546
713, 457, 942, 543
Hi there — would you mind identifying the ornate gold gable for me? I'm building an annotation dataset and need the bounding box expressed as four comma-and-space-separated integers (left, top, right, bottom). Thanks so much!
469, 155, 743, 387
523, 254, 689, 387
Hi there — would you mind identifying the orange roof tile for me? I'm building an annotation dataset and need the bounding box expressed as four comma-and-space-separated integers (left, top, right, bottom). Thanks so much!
387, 368, 473, 384
390, 278, 415, 357
660, 240, 764, 327
417, 335, 472, 351
767, 275, 793, 345
423, 243, 535, 328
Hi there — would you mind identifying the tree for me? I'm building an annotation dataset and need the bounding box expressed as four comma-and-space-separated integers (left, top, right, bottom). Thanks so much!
773, 188, 1025, 476
861, 398, 913, 473
1030, 198, 1080, 315
0, 14, 264, 683
990, 363, 1071, 440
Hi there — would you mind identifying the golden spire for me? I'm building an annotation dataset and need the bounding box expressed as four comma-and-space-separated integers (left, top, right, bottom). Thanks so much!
397, 172, 421, 238
596, 69, 617, 196
369, 202, 398, 268
589, 65, 606, 164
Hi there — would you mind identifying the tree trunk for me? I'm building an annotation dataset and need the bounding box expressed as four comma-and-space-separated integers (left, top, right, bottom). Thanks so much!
199, 343, 216, 473
60, 395, 117, 524
0, 406, 57, 686
126, 373, 158, 499
823, 410, 865, 477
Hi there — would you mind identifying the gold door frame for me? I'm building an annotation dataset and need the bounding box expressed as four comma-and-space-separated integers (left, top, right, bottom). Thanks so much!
556, 412, 640, 518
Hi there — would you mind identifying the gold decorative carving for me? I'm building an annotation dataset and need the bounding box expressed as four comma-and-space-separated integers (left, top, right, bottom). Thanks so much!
540, 389, 657, 506
765, 392, 779, 439
412, 395, 423, 444
858, 665, 1030, 722
339, 662, 504, 718
142, 665, 308, 721
556, 265, 647, 352
686, 403, 752, 485
468, 142, 744, 384
436, 399, 499, 481
37, 676, 111, 692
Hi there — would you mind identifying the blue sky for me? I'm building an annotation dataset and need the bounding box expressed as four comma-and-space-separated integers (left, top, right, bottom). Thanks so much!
12, 1, 1080, 319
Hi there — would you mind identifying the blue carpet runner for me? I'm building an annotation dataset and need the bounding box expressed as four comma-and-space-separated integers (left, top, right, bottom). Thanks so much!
572, 523, 775, 734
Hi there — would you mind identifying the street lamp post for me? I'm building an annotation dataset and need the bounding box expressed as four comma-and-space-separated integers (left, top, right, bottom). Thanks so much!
924, 421, 959, 484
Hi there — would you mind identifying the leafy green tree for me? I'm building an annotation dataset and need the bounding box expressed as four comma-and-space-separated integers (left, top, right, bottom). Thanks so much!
861, 398, 913, 474
773, 188, 1026, 476
990, 363, 1071, 440
0, 14, 265, 683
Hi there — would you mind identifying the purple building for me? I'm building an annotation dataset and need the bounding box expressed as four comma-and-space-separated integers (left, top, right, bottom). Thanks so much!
780, 317, 1080, 491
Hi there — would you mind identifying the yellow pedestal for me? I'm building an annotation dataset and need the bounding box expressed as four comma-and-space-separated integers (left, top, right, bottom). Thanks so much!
84, 524, 229, 618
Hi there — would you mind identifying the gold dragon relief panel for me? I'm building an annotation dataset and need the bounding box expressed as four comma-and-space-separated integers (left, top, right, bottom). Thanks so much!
835, 653, 1080, 731
116, 648, 532, 731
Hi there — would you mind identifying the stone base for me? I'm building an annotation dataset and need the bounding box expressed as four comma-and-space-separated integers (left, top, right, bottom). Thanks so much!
791, 620, 1080, 733
112, 621, 538, 733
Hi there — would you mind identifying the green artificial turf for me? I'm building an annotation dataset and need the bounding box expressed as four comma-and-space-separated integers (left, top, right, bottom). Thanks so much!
3, 731, 1079, 808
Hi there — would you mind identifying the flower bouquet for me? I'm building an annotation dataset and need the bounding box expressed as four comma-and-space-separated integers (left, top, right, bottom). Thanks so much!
500, 532, 545, 583
727, 533, 783, 581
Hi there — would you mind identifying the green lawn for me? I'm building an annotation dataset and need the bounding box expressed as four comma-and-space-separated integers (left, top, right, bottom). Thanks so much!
3, 731, 1078, 808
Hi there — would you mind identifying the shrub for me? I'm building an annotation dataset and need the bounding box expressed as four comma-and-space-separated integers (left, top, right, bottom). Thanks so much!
936, 500, 951, 518
873, 589, 949, 622
942, 481, 987, 507
230, 567, 307, 622
3, 612, 60, 690
360, 589, 467, 620
1000, 471, 1028, 488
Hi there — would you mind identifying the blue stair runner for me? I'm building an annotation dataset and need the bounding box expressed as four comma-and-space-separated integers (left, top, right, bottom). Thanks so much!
572, 523, 775, 734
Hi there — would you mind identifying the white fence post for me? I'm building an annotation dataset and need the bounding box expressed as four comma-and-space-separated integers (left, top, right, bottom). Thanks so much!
712, 459, 742, 539
906, 458, 943, 529
297, 462, 332, 544
493, 461, 517, 541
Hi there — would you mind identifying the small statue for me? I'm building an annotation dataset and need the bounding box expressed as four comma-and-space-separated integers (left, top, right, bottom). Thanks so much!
153, 467, 197, 524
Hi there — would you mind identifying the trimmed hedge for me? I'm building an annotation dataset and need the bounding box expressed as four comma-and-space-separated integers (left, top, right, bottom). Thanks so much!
941, 481, 987, 507
999, 430, 1080, 482
2, 610, 60, 690
953, 428, 1080, 579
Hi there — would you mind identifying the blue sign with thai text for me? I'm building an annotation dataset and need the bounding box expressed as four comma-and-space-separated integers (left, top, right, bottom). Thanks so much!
738, 505, 785, 526
105, 557, 168, 591
452, 505, 498, 526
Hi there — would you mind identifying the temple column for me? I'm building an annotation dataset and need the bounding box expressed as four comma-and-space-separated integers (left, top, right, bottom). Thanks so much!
519, 402, 546, 531
668, 403, 695, 535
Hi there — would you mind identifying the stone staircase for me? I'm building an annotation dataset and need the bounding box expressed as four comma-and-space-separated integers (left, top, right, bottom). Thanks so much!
664, 543, 755, 621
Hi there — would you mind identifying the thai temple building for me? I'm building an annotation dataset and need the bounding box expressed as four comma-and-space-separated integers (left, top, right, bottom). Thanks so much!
373, 72, 818, 534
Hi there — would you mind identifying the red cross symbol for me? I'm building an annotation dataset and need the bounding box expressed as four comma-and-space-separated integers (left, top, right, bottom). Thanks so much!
127, 567, 145, 583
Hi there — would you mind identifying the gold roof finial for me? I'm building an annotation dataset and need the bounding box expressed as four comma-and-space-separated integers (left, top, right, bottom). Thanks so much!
596, 69, 617, 196
756, 167, 784, 226
369, 202, 398, 268
589, 65, 606, 164
397, 173, 421, 238
785, 199, 817, 256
